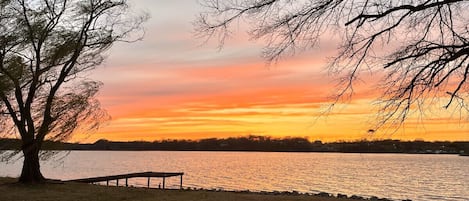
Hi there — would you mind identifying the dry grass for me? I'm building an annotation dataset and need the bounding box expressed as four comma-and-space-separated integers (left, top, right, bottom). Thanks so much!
0, 177, 351, 201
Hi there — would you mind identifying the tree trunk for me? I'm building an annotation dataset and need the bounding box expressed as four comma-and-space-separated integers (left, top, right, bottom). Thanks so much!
19, 143, 45, 183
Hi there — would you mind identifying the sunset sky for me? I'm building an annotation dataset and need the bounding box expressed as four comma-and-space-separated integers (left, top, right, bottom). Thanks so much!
76, 0, 469, 143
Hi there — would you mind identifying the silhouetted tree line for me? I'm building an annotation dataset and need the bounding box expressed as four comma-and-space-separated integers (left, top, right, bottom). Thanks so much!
1, 136, 468, 154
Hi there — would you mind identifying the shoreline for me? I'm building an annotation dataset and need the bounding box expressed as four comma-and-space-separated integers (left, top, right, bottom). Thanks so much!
2, 138, 468, 154
172, 187, 404, 201
0, 177, 411, 201
2, 149, 466, 156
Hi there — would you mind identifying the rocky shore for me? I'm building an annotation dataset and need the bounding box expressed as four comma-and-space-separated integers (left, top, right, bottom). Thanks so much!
182, 187, 412, 201
0, 177, 414, 201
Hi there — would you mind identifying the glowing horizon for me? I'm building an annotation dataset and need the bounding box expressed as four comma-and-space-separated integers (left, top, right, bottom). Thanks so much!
72, 0, 469, 143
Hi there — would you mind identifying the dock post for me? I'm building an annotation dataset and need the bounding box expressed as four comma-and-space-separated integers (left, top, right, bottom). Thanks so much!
66, 172, 185, 189
180, 175, 183, 189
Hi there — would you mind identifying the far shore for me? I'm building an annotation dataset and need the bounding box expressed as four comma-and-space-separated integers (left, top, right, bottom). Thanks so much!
1, 137, 468, 154
0, 177, 405, 201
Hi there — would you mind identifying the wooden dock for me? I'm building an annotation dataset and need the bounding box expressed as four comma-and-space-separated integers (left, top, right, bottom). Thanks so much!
67, 172, 184, 189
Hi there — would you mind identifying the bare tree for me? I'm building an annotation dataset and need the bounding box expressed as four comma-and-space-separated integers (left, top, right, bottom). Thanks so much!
0, 0, 146, 183
195, 0, 469, 129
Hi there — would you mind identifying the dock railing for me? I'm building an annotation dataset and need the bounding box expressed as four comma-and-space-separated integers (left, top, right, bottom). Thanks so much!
67, 172, 184, 189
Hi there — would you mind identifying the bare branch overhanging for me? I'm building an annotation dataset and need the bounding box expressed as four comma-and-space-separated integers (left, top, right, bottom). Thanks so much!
196, 0, 469, 129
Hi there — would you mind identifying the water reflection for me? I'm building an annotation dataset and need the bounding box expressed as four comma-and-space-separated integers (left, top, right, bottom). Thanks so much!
1, 151, 468, 201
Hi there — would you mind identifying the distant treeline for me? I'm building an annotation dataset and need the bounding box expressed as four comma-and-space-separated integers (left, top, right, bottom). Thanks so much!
1, 136, 468, 154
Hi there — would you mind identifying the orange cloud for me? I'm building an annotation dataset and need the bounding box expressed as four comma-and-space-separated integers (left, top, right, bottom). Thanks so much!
77, 31, 468, 143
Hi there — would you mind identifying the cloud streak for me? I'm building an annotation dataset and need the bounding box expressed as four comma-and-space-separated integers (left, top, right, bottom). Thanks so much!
73, 0, 469, 143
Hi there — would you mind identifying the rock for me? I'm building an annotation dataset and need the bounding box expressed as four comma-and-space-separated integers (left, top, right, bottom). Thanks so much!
350, 195, 364, 199
316, 192, 330, 197
370, 197, 392, 201
378, 198, 392, 201
369, 196, 379, 201
337, 193, 347, 198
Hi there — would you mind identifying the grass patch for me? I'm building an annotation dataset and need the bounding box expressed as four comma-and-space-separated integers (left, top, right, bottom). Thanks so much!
0, 177, 353, 201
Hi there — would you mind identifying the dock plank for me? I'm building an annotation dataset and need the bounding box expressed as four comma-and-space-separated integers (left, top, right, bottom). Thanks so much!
67, 172, 184, 189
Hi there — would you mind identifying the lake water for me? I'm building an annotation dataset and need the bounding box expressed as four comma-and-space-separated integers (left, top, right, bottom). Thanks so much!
1, 151, 468, 201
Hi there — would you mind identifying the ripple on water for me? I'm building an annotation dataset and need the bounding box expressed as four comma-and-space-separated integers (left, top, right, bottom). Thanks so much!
0, 151, 468, 201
